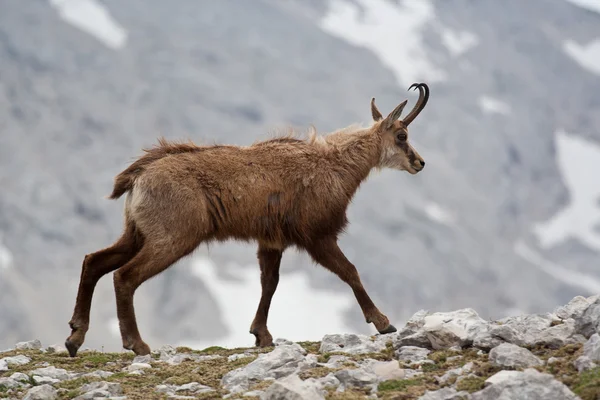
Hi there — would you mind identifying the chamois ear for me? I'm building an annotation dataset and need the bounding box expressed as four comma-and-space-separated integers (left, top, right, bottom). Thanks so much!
371, 98, 383, 122
383, 100, 408, 129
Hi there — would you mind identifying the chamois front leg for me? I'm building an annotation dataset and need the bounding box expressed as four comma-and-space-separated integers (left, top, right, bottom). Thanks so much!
249, 246, 283, 347
305, 237, 396, 334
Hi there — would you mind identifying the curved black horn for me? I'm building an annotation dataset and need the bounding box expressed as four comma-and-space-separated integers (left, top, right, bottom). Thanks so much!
402, 83, 429, 126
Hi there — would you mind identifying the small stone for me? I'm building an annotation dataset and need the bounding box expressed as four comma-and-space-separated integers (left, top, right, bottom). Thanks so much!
30, 366, 72, 381
1, 355, 31, 367
16, 340, 42, 350
395, 346, 431, 364
473, 368, 579, 400
368, 360, 406, 380
334, 367, 378, 391
33, 376, 60, 385
489, 343, 543, 368
437, 362, 473, 385
319, 333, 387, 354
574, 356, 597, 373
547, 357, 560, 364
418, 387, 470, 400
229, 353, 252, 362
81, 370, 114, 379
583, 333, 600, 361
76, 381, 123, 399
261, 374, 324, 400
45, 344, 67, 354
10, 372, 31, 382
132, 354, 152, 364
23, 384, 57, 400
126, 362, 152, 372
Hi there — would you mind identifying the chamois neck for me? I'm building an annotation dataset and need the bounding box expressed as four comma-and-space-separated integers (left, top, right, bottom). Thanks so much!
324, 126, 382, 194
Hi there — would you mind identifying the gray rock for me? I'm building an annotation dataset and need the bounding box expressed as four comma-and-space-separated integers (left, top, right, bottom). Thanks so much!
221, 343, 307, 393
575, 298, 600, 338
319, 355, 354, 369
274, 338, 295, 346
0, 376, 23, 389
33, 376, 60, 385
574, 355, 597, 373
472, 369, 578, 400
132, 354, 152, 364
554, 296, 596, 320
45, 344, 67, 354
307, 373, 342, 392
81, 370, 114, 379
0, 358, 6, 372
437, 362, 474, 385
229, 353, 253, 362
10, 372, 31, 382
75, 382, 123, 399
495, 314, 555, 347
361, 359, 406, 381
261, 374, 324, 400
161, 352, 221, 365
418, 387, 471, 400
421, 308, 490, 350
319, 333, 387, 354
395, 346, 431, 364
30, 366, 72, 381
23, 384, 57, 400
334, 367, 378, 391
583, 333, 600, 361
489, 343, 543, 368
533, 319, 585, 348
156, 382, 214, 395
16, 340, 42, 351
125, 362, 152, 372
0, 354, 31, 367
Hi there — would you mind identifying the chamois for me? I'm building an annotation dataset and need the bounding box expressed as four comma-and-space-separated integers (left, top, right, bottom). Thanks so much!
65, 83, 430, 357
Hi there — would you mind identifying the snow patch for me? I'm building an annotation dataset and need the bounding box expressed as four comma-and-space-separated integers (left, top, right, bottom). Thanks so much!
479, 96, 511, 115
563, 39, 600, 75
440, 28, 478, 57
0, 237, 13, 271
186, 256, 355, 349
319, 0, 445, 88
423, 201, 456, 225
564, 0, 600, 14
48, 0, 127, 50
532, 130, 600, 251
514, 240, 600, 293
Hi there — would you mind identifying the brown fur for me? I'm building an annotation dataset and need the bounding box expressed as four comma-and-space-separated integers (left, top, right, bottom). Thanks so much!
65, 83, 430, 357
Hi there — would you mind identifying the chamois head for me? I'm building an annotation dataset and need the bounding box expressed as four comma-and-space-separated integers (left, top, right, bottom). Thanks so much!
371, 83, 429, 174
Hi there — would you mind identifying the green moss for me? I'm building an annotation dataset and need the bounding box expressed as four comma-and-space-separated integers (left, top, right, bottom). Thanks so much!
378, 378, 422, 392
456, 376, 485, 393
572, 366, 600, 400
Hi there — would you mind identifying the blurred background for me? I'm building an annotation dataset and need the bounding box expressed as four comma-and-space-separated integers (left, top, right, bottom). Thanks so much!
1, 0, 599, 352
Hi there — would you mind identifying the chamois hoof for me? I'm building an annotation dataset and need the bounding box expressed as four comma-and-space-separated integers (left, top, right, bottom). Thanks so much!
65, 339, 80, 358
378, 324, 397, 335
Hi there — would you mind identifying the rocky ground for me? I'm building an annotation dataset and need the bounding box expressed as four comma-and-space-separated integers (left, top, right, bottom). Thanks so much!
2, 295, 600, 400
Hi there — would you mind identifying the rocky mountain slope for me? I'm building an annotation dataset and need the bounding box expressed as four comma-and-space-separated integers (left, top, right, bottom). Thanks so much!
1, 0, 600, 351
2, 294, 600, 399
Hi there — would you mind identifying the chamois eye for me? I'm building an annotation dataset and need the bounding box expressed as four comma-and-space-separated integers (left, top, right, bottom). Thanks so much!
396, 133, 407, 142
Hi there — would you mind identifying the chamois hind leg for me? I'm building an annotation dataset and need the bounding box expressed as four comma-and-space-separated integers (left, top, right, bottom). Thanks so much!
112, 241, 196, 355
305, 236, 396, 334
249, 246, 283, 347
66, 223, 143, 357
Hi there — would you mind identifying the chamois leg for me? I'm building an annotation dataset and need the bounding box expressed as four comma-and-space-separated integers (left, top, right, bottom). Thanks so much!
66, 225, 142, 357
112, 242, 194, 355
306, 237, 396, 334
249, 246, 283, 347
